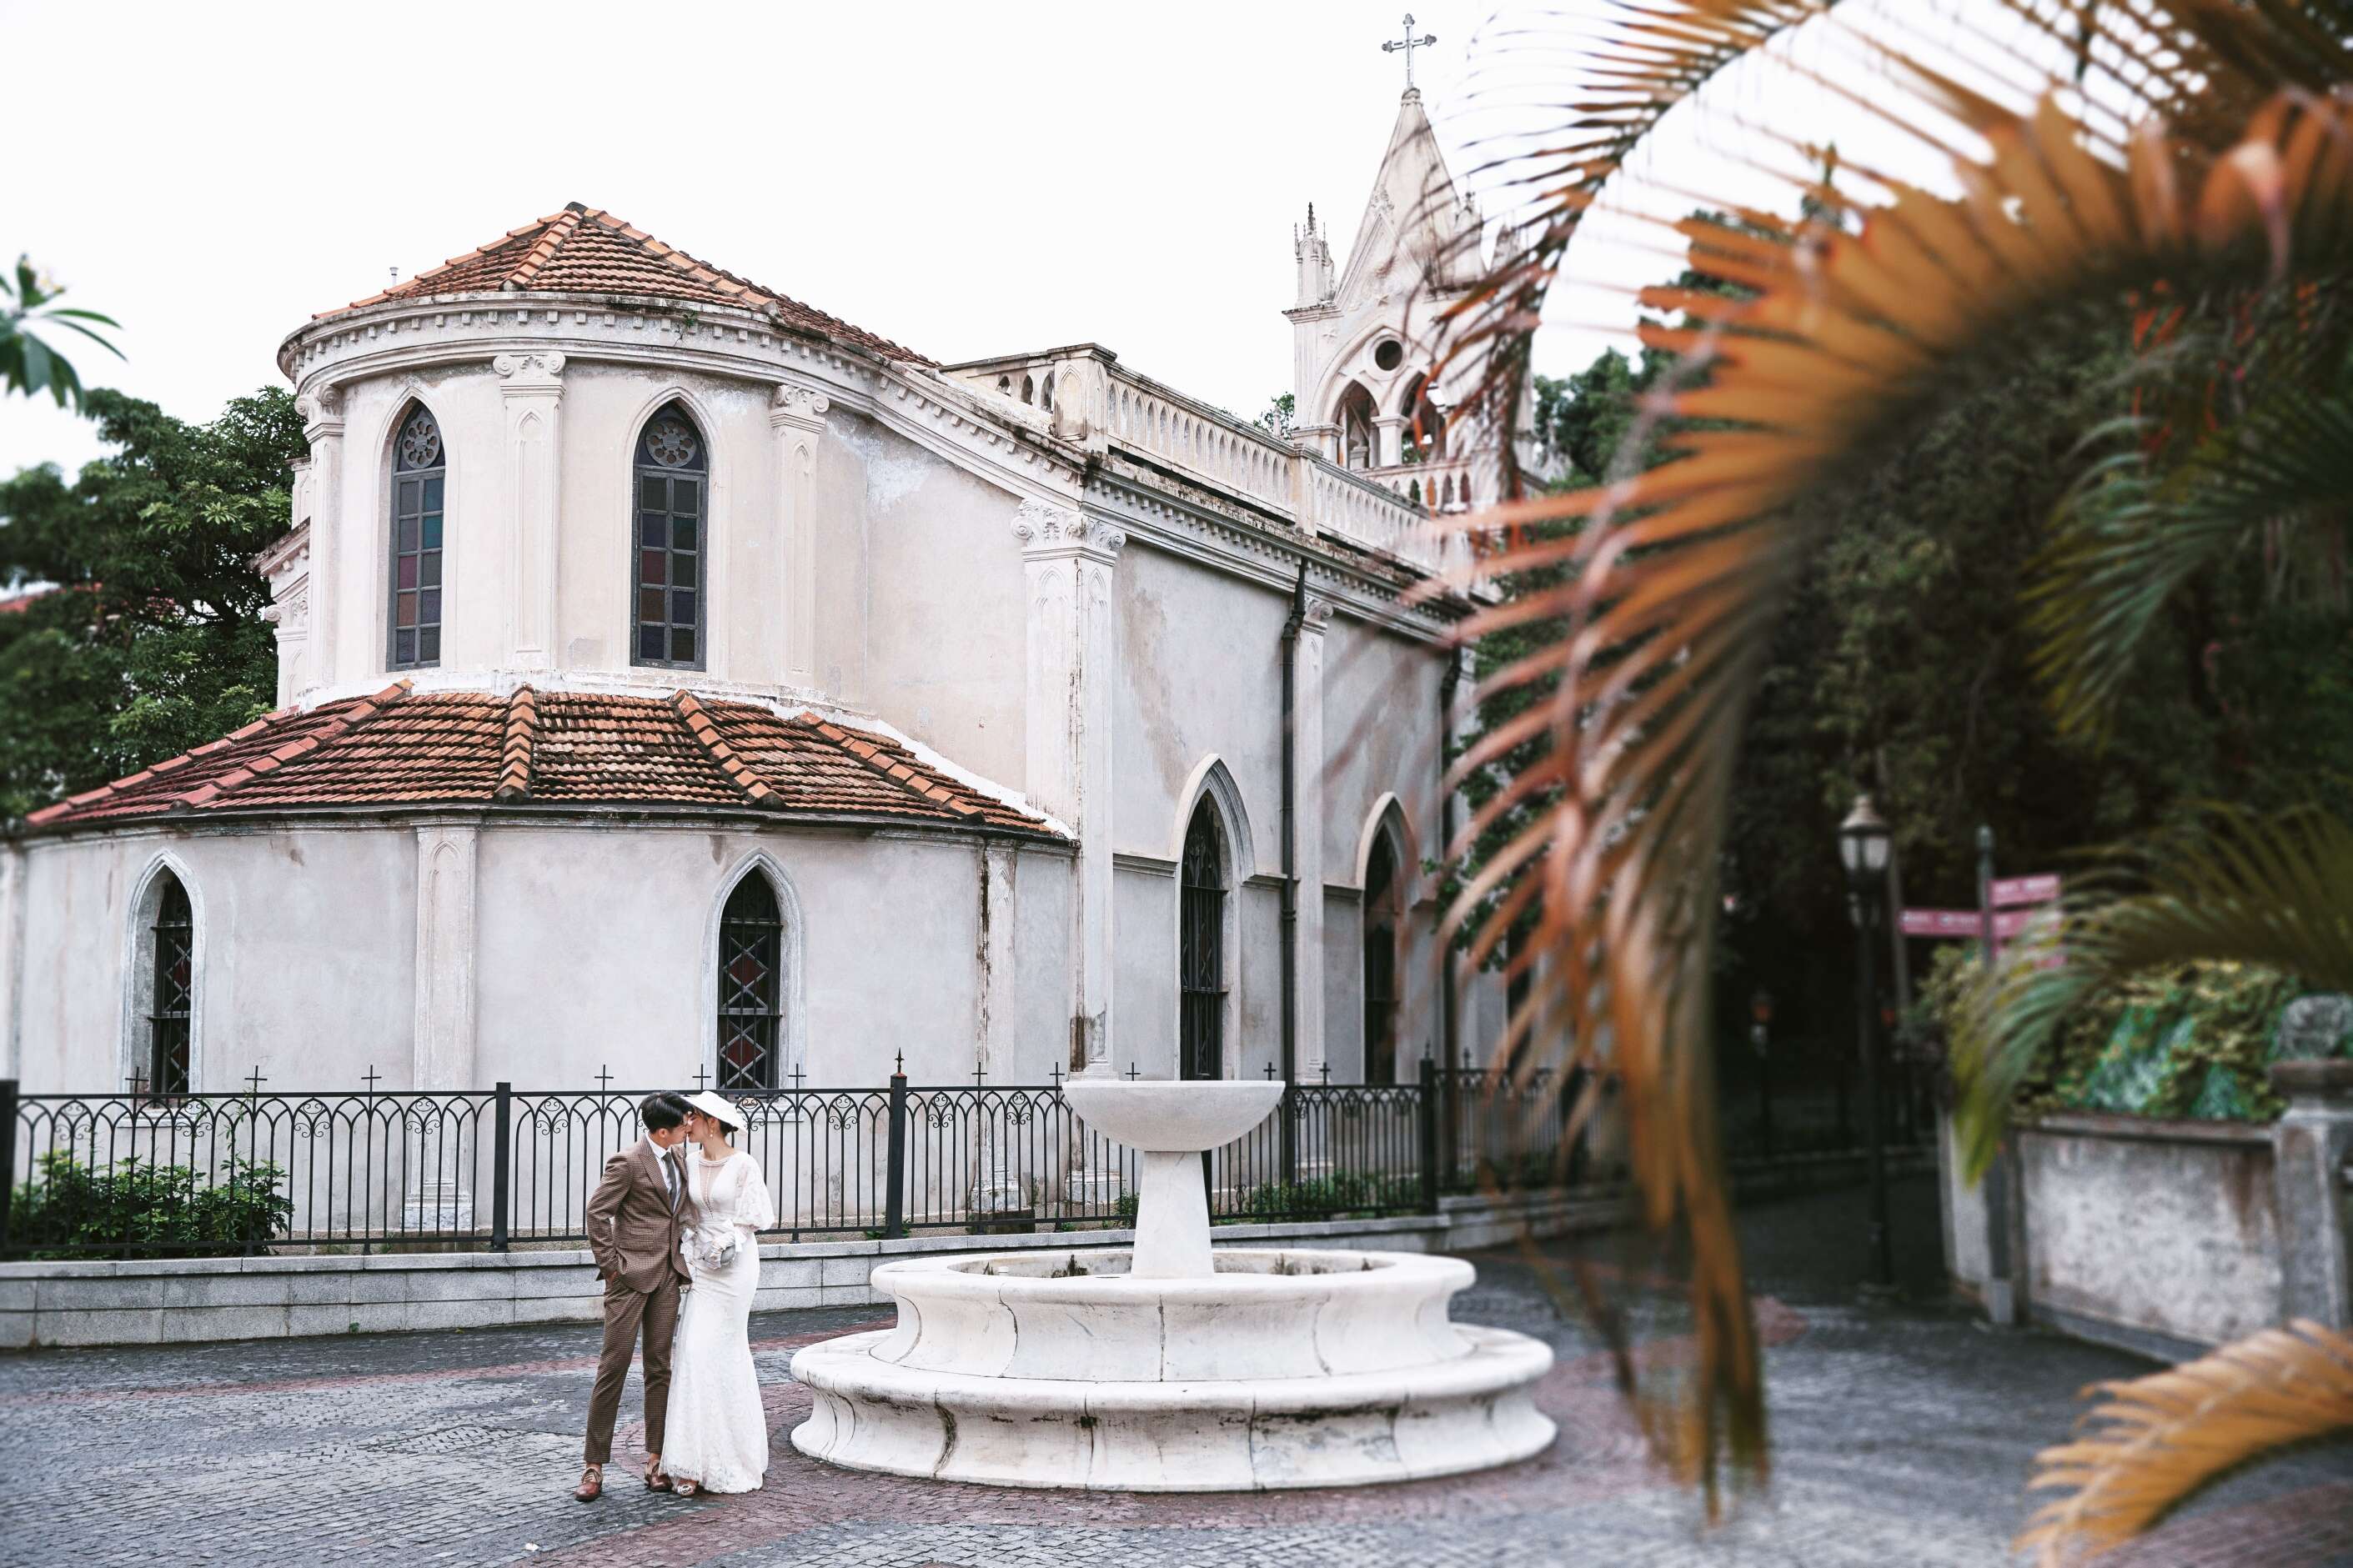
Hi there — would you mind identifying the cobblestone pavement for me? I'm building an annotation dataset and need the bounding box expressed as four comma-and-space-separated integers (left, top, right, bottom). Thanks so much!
2, 1177, 2346, 1567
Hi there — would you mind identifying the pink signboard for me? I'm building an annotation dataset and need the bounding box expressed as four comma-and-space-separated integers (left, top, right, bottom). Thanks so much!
1989, 874, 2061, 907
1899, 908, 2039, 939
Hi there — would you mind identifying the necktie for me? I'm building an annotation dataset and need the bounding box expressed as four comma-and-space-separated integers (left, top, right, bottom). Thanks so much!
663, 1150, 680, 1212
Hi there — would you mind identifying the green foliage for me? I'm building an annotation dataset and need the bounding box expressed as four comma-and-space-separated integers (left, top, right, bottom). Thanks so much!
1924, 941, 2310, 1124
9, 1150, 292, 1259
1233, 1172, 1420, 1220
1255, 392, 1296, 438
0, 256, 122, 412
0, 387, 299, 818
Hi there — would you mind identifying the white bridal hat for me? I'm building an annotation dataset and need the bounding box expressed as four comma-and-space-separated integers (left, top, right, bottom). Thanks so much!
683, 1090, 746, 1131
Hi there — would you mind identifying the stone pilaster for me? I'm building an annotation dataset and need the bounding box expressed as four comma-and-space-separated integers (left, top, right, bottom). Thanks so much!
297, 385, 344, 687
493, 353, 565, 670
1373, 414, 1408, 469
412, 825, 479, 1091
1292, 595, 1333, 1075
971, 842, 1026, 1215
2271, 1058, 2353, 1329
1012, 500, 1126, 1076
771, 384, 831, 693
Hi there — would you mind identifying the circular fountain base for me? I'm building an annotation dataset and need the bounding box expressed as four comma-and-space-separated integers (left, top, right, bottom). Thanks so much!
788, 1248, 1556, 1490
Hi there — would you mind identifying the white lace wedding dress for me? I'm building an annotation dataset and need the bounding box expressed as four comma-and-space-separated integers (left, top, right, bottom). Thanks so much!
661, 1148, 775, 1493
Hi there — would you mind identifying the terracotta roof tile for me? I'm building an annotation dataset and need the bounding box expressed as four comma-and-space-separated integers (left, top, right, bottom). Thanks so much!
23, 689, 1056, 838
316, 202, 931, 365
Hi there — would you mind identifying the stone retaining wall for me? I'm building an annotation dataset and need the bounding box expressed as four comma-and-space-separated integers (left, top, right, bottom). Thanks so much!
1944, 1060, 2353, 1360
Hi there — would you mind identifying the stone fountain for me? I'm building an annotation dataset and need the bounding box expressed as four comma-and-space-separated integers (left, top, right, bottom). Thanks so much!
789, 1078, 1555, 1490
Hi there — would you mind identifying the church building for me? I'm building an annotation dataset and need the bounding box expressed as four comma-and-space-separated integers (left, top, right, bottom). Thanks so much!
0, 88, 1506, 1101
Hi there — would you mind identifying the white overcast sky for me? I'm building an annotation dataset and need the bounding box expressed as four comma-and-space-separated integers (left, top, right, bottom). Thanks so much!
2, 1, 2050, 480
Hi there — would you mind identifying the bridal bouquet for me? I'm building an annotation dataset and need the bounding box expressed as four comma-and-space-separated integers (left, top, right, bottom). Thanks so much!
684, 1228, 737, 1273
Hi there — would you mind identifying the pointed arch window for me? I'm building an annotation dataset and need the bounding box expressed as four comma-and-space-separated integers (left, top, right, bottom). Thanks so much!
146, 873, 194, 1096
634, 403, 707, 669
1336, 382, 1377, 470
1362, 832, 1403, 1085
716, 874, 782, 1090
389, 403, 444, 669
1179, 802, 1227, 1080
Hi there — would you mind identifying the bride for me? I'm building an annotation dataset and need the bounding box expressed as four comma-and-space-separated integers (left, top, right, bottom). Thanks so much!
661, 1090, 775, 1496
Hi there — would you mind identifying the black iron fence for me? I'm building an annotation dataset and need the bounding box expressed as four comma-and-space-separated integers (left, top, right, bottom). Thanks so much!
0, 1058, 1918, 1260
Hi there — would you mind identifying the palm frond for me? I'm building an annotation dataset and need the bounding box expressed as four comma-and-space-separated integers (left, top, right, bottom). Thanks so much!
2019, 1319, 2353, 1565
1432, 53, 2353, 1500
2030, 343, 2353, 739
1951, 804, 2353, 1178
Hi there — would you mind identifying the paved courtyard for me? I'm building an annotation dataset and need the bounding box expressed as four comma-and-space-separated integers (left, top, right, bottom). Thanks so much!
1, 1177, 2346, 1566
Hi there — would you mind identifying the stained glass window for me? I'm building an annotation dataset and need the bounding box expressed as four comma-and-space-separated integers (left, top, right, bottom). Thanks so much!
717, 874, 782, 1090
1179, 804, 1226, 1081
389, 404, 444, 670
633, 403, 706, 669
148, 874, 193, 1096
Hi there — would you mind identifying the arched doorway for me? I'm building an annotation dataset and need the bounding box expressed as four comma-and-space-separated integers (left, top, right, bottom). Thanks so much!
1362, 831, 1402, 1085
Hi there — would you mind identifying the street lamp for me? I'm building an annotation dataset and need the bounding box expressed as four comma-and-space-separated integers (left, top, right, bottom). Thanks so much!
1839, 794, 1898, 1299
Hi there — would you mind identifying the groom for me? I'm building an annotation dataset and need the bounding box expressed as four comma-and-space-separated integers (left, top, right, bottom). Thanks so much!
575, 1091, 698, 1502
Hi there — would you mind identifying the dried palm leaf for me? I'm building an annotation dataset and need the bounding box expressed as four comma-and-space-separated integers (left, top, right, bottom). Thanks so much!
1431, 1, 2353, 1505
2019, 1319, 2353, 1565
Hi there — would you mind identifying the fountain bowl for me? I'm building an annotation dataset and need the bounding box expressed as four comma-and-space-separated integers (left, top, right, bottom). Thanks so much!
1061, 1075, 1282, 1150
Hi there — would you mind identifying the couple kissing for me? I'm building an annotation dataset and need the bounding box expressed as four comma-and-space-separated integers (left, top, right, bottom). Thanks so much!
575, 1089, 774, 1502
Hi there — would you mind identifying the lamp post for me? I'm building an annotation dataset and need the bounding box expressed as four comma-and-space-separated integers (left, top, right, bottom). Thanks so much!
1839, 794, 1898, 1298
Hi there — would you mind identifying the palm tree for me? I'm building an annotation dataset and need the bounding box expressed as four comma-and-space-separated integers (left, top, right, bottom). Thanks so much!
1430, 0, 2353, 1540
2, 254, 121, 412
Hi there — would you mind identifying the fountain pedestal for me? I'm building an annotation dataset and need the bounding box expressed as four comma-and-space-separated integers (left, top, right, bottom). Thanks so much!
790, 1077, 1556, 1490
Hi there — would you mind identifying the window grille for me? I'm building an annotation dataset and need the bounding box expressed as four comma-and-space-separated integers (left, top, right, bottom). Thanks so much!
389, 405, 444, 669
633, 403, 707, 669
148, 874, 193, 1095
1179, 804, 1227, 1080
717, 874, 783, 1090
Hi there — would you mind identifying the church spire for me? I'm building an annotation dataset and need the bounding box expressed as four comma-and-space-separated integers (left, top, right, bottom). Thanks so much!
1292, 203, 1334, 310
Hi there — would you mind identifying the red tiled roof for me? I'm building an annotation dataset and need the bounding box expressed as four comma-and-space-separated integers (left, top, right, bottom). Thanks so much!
23, 684, 1055, 837
315, 202, 932, 364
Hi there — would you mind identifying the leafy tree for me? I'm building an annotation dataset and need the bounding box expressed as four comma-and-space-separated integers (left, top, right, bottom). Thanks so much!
1, 256, 122, 411
0, 388, 299, 817
1255, 391, 1296, 438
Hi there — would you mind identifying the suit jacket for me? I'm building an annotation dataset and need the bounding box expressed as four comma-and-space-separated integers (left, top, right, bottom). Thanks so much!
586, 1137, 697, 1292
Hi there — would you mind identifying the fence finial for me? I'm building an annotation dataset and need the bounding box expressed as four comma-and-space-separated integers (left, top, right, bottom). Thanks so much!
894, 1050, 906, 1077
244, 1067, 268, 1097
361, 1065, 382, 1095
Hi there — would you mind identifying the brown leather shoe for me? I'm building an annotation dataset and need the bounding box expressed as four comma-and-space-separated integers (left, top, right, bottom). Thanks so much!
573, 1463, 604, 1502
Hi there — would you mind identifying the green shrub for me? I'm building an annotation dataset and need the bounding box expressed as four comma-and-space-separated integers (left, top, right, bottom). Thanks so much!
1232, 1173, 1421, 1220
1923, 945, 2312, 1123
9, 1150, 292, 1258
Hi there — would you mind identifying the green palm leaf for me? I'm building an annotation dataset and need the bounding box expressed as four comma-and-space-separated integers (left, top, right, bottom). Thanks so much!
2032, 340, 2353, 740
1, 253, 123, 412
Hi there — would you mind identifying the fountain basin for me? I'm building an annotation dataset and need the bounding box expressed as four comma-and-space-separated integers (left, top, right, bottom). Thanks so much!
791, 1323, 1553, 1491
863, 1248, 1475, 1382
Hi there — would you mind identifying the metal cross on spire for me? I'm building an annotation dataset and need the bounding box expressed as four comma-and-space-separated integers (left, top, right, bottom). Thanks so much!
1382, 13, 1437, 90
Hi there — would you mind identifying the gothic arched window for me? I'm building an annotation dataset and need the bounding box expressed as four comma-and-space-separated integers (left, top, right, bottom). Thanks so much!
716, 874, 783, 1090
634, 403, 708, 669
144, 872, 194, 1096
1362, 831, 1403, 1085
1179, 802, 1227, 1081
389, 403, 444, 670
1399, 374, 1446, 463
1336, 382, 1377, 469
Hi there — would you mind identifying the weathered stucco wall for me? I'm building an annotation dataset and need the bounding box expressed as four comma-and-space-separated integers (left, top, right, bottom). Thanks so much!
2019, 1115, 2283, 1354
10, 820, 1071, 1095
13, 827, 417, 1093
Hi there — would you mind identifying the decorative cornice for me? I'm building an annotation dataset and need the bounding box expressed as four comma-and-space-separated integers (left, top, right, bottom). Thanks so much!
1300, 597, 1336, 633
1011, 500, 1126, 562
491, 351, 566, 393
